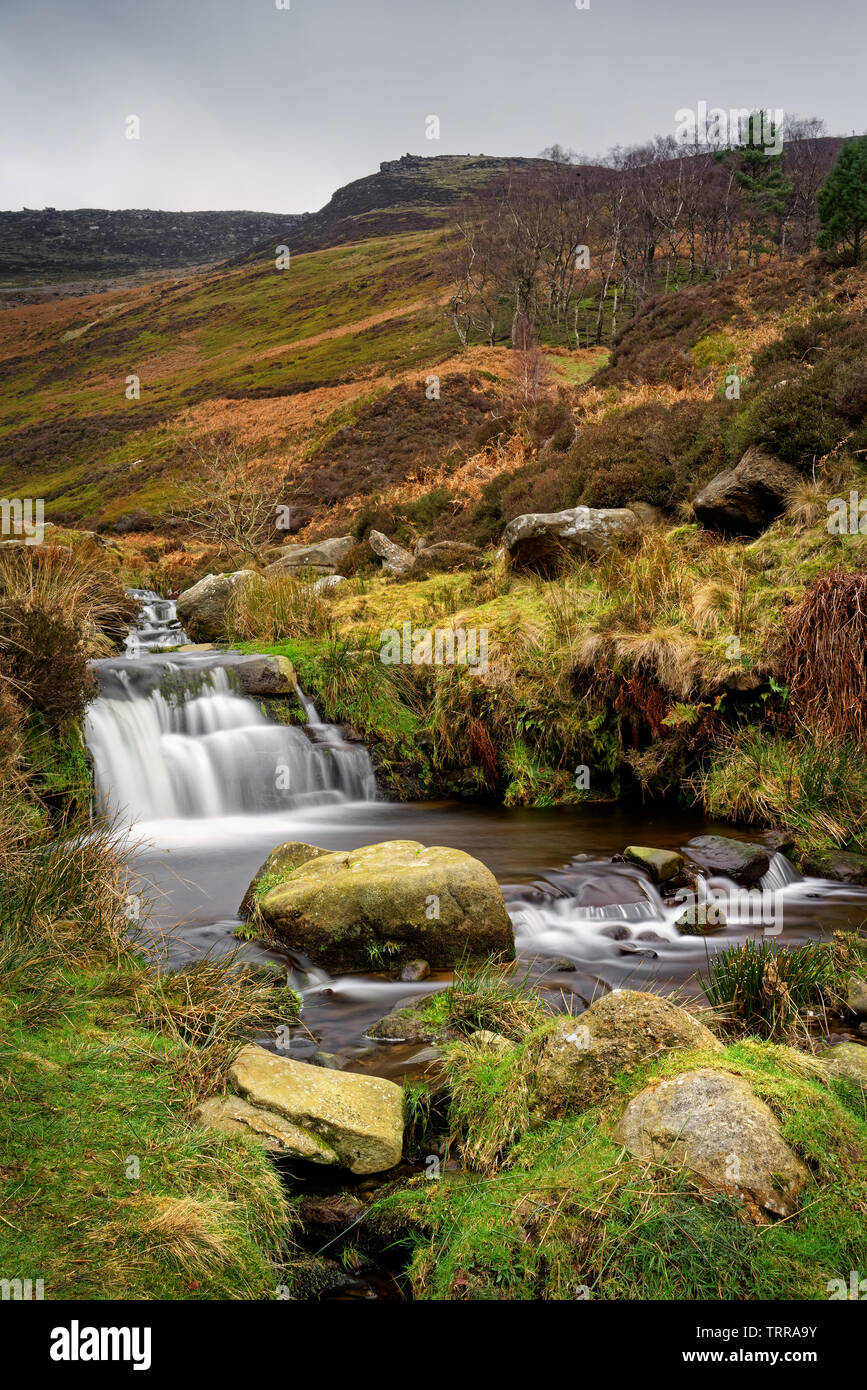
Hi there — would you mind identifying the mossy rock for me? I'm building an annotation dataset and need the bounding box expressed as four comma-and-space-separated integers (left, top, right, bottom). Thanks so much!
238, 841, 331, 918
529, 989, 721, 1117
623, 845, 684, 883
256, 839, 515, 973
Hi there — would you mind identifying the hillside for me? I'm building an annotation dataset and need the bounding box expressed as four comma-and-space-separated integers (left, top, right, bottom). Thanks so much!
0, 208, 303, 287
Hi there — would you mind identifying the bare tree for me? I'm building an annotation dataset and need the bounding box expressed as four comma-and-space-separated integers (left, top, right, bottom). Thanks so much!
173, 434, 291, 562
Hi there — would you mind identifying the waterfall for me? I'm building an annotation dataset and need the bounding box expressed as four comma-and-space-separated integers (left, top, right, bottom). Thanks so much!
124, 588, 189, 653
86, 590, 377, 822
85, 662, 377, 822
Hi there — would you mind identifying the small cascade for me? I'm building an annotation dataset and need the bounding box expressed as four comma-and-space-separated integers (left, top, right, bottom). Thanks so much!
760, 851, 803, 893
125, 588, 188, 654
86, 658, 377, 823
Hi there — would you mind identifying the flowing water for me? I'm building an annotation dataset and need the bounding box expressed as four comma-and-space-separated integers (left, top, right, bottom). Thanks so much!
85, 594, 867, 1075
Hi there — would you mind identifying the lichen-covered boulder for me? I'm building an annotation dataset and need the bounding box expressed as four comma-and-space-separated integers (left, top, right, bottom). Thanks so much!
685, 834, 770, 886
265, 536, 354, 576
623, 845, 684, 883
234, 654, 297, 697
502, 505, 638, 576
368, 530, 414, 576
238, 840, 331, 919
530, 989, 721, 1116
209, 1043, 404, 1174
256, 839, 515, 972
615, 1068, 810, 1219
175, 570, 254, 642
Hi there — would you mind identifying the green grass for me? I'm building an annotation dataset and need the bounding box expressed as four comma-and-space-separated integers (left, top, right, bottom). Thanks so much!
369, 1035, 867, 1300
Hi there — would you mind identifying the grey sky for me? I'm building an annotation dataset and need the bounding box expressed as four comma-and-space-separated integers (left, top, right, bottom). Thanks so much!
1, 0, 864, 213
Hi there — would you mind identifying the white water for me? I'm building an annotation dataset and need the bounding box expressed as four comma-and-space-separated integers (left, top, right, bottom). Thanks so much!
87, 595, 377, 825
124, 588, 189, 654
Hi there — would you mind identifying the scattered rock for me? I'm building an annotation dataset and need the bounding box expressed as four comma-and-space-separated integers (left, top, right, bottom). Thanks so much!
847, 977, 867, 1018
615, 1068, 810, 1219
502, 505, 639, 576
625, 501, 663, 527
238, 840, 331, 919
623, 845, 684, 883
226, 1043, 404, 1174
176, 570, 255, 643
399, 959, 431, 983
368, 530, 415, 576
471, 1030, 513, 1053
266, 536, 354, 576
312, 574, 346, 592
234, 654, 297, 697
685, 834, 770, 886
366, 1006, 445, 1045
691, 447, 799, 536
256, 839, 515, 972
412, 541, 482, 575
311, 1051, 342, 1070
802, 851, 867, 885
598, 924, 630, 941
549, 957, 577, 972
530, 989, 721, 1116
298, 1193, 365, 1231
819, 1041, 867, 1085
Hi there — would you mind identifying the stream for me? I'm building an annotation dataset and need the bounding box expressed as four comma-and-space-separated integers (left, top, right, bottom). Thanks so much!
85, 591, 867, 1081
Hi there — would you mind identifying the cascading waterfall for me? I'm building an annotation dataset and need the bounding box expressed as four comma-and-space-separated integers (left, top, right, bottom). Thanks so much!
125, 588, 189, 653
86, 594, 377, 823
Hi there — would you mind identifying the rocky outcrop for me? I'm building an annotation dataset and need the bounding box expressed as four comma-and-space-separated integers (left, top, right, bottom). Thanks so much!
255, 839, 515, 972
196, 1043, 404, 1173
175, 570, 254, 643
623, 845, 684, 883
685, 834, 770, 886
368, 530, 415, 575
502, 505, 638, 576
615, 1068, 810, 1219
238, 840, 331, 919
530, 990, 721, 1116
691, 447, 799, 536
266, 536, 354, 576
234, 654, 297, 697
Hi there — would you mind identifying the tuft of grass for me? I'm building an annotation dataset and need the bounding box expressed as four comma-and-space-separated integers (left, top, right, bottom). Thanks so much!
699, 938, 837, 1041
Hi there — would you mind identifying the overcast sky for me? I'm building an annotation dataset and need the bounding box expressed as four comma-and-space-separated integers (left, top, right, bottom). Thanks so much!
1, 0, 864, 213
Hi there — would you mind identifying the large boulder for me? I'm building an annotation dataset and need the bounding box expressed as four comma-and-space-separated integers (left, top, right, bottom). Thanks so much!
691, 447, 799, 536
175, 570, 254, 642
266, 536, 354, 576
502, 505, 638, 576
847, 977, 867, 1018
196, 1043, 404, 1173
234, 654, 297, 697
368, 530, 415, 576
615, 1068, 810, 1219
685, 834, 770, 886
530, 989, 721, 1116
239, 840, 331, 918
256, 839, 515, 972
